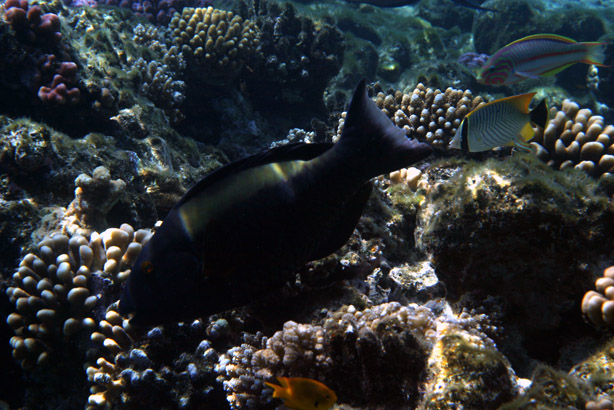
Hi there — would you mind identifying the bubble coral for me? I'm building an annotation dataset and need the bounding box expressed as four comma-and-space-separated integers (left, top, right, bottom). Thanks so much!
169, 6, 259, 82
581, 266, 614, 328
531, 100, 614, 180
5, 224, 146, 369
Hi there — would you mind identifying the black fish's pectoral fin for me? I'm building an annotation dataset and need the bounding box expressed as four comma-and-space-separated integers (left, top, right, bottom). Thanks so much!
308, 182, 373, 261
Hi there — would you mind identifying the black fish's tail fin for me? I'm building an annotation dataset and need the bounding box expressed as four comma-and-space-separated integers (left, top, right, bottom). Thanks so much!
530, 99, 549, 129
339, 79, 432, 178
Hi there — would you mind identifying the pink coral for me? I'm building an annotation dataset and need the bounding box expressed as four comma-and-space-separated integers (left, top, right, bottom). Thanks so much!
3, 0, 62, 44
38, 62, 81, 105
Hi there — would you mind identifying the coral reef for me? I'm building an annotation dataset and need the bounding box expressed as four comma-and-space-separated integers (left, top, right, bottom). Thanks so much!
335, 82, 485, 149
571, 339, 614, 408
242, 0, 344, 108
37, 61, 81, 105
170, 6, 260, 83
1, 0, 81, 111
531, 99, 614, 180
64, 166, 127, 234
582, 266, 614, 328
415, 155, 614, 373
217, 301, 510, 409
5, 224, 146, 369
72, 0, 212, 25
3, 0, 62, 45
500, 365, 590, 409
86, 304, 226, 409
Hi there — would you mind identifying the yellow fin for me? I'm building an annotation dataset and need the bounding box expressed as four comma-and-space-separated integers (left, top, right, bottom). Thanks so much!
506, 33, 577, 48
520, 122, 535, 141
505, 92, 537, 113
468, 93, 536, 119
265, 378, 288, 399
540, 62, 575, 77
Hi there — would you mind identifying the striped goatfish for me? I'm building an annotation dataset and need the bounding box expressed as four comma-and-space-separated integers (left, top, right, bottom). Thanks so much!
450, 92, 548, 152
120, 80, 433, 324
478, 34, 608, 85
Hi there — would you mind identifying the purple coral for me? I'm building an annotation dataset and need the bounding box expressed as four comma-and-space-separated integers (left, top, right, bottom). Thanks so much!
38, 62, 81, 105
458, 52, 490, 69
3, 0, 62, 44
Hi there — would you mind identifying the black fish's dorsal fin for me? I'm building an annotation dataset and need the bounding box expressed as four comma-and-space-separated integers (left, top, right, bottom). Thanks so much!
176, 143, 333, 209
343, 79, 398, 144
529, 99, 549, 129
339, 79, 432, 178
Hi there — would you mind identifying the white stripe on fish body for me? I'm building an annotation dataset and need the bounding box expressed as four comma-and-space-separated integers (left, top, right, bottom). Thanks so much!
465, 100, 528, 152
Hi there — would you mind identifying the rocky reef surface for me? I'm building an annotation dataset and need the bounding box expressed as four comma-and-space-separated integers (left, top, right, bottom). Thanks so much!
2, 0, 614, 409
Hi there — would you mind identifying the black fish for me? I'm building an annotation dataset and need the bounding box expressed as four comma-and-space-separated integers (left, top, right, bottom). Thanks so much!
119, 80, 432, 324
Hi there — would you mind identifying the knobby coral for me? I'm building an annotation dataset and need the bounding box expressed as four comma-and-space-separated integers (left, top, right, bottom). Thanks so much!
373, 83, 486, 148
5, 224, 149, 369
532, 100, 614, 180
170, 6, 259, 82
582, 266, 614, 328
334, 83, 485, 149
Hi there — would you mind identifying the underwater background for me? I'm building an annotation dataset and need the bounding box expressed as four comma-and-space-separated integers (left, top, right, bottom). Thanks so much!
2, 0, 614, 408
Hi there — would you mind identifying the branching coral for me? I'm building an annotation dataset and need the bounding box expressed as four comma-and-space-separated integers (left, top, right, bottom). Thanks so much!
131, 23, 187, 124
532, 100, 614, 179
169, 6, 260, 82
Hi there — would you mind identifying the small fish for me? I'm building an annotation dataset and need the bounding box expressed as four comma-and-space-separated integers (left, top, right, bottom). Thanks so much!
450, 0, 496, 12
265, 377, 337, 410
449, 92, 548, 152
119, 80, 432, 324
343, 0, 496, 11
478, 34, 608, 86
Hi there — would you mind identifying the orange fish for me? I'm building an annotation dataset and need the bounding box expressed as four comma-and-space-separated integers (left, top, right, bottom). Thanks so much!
265, 376, 337, 410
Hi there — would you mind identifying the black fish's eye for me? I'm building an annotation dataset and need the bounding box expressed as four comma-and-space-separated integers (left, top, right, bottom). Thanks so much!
141, 261, 154, 275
